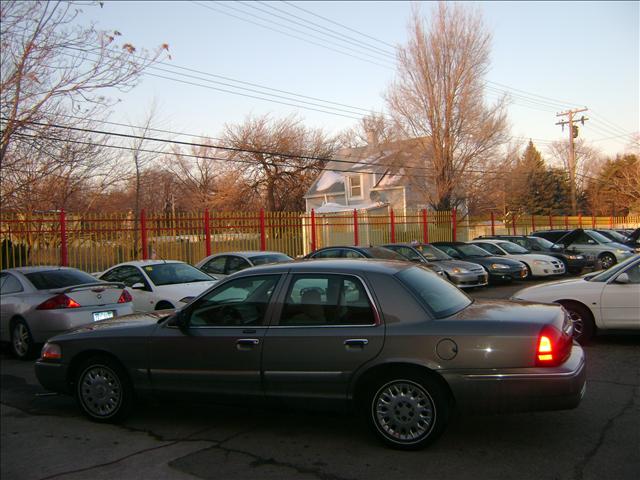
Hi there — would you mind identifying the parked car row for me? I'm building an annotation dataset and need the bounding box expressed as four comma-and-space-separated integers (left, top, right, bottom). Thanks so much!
3, 235, 638, 450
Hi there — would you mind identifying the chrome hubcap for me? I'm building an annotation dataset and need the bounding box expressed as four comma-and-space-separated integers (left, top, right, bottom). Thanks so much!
569, 311, 584, 337
12, 324, 30, 356
79, 366, 122, 417
374, 381, 435, 443
601, 256, 614, 269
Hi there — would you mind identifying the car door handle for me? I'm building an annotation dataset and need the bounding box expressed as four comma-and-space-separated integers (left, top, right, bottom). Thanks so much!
344, 339, 369, 348
236, 338, 260, 348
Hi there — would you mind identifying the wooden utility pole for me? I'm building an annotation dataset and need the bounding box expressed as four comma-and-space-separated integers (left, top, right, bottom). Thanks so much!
556, 108, 589, 215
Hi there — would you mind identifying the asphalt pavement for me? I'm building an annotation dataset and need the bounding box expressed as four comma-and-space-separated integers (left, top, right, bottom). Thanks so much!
1, 278, 639, 480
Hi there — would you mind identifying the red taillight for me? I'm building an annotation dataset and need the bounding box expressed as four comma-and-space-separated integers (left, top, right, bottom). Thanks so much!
118, 289, 132, 303
36, 294, 81, 310
536, 325, 572, 366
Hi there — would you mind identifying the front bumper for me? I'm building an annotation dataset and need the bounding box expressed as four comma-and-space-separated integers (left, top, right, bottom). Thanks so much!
448, 271, 489, 288
442, 343, 586, 414
35, 360, 71, 394
487, 266, 526, 282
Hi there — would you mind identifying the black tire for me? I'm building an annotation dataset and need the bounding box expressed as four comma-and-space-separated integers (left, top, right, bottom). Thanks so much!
365, 373, 449, 450
76, 355, 134, 422
560, 302, 596, 344
155, 301, 174, 311
522, 263, 532, 280
599, 253, 616, 270
10, 319, 38, 360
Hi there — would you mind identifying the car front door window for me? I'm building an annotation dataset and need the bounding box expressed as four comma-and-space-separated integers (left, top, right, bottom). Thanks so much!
478, 243, 503, 255
203, 256, 227, 275
312, 249, 344, 259
226, 256, 251, 275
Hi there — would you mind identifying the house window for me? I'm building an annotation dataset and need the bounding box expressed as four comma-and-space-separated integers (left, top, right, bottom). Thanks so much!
347, 175, 362, 199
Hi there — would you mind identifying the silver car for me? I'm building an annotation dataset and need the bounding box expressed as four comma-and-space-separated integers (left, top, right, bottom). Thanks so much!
196, 251, 293, 278
35, 260, 585, 449
0, 267, 133, 359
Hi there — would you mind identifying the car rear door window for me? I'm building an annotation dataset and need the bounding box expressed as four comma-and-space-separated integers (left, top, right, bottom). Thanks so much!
279, 274, 375, 326
119, 266, 149, 289
202, 256, 227, 275
189, 275, 280, 327
311, 249, 345, 259
343, 249, 365, 258
0, 273, 23, 294
226, 256, 251, 274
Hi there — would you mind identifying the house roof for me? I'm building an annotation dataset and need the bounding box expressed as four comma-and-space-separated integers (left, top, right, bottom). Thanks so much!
304, 137, 429, 198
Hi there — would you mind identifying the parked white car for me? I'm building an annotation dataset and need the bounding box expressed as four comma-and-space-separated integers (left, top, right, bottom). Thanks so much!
98, 260, 218, 312
512, 255, 640, 342
470, 239, 565, 278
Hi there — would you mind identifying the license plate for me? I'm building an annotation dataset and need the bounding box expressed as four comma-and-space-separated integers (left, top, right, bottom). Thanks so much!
93, 311, 114, 322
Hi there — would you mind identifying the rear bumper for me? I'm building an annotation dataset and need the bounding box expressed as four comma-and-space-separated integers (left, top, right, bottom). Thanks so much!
442, 344, 586, 414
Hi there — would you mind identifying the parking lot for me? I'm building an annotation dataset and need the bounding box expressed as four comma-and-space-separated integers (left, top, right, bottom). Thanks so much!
2, 280, 639, 480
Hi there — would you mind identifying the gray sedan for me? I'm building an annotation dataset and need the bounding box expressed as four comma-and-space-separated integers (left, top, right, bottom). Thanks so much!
35, 260, 585, 449
1, 267, 133, 359
196, 251, 293, 278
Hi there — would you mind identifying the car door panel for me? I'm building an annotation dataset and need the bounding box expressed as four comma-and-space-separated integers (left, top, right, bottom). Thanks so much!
600, 263, 640, 328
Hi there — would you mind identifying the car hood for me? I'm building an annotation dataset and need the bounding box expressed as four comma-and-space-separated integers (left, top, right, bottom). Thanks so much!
508, 253, 559, 262
433, 259, 485, 271
154, 281, 217, 301
462, 256, 523, 267
449, 299, 563, 326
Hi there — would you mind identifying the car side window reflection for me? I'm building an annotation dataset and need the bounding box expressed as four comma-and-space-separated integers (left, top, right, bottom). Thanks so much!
279, 274, 375, 326
226, 256, 251, 274
343, 250, 365, 258
203, 256, 227, 275
312, 249, 344, 259
478, 243, 502, 255
189, 275, 280, 327
619, 264, 640, 284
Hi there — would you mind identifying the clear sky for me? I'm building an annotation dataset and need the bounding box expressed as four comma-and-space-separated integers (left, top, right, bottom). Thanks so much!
77, 1, 639, 158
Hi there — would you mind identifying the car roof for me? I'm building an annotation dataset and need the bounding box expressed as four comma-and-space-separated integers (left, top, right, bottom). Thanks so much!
233, 258, 414, 276
2, 266, 83, 274
471, 239, 510, 245
109, 260, 185, 268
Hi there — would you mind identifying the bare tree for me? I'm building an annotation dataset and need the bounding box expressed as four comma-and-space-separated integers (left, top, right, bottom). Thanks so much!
385, 3, 509, 210
338, 112, 403, 148
222, 114, 338, 211
0, 0, 169, 207
547, 139, 600, 197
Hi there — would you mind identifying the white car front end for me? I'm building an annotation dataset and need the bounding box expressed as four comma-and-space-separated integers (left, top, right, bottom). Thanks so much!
508, 254, 565, 277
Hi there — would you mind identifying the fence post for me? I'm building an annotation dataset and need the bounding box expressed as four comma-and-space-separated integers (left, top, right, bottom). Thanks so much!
592, 214, 596, 229
490, 211, 495, 236
564, 215, 569, 229
422, 209, 429, 243
140, 209, 148, 260
451, 208, 457, 242
531, 215, 535, 233
609, 215, 613, 229
60, 209, 68, 267
390, 209, 396, 243
204, 210, 211, 257
512, 215, 517, 235
578, 214, 582, 228
259, 209, 266, 251
310, 209, 317, 252
549, 213, 553, 230
353, 209, 359, 246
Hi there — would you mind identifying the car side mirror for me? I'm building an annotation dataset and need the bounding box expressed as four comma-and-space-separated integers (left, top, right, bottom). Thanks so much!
131, 282, 146, 290
168, 309, 190, 330
615, 273, 630, 284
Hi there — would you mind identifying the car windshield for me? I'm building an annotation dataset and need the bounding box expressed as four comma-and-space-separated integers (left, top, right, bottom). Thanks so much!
397, 266, 472, 318
454, 244, 491, 257
531, 237, 555, 249
366, 247, 407, 260
25, 269, 99, 290
587, 256, 639, 282
143, 263, 213, 286
415, 244, 451, 260
586, 230, 613, 244
600, 230, 628, 242
249, 253, 293, 266
498, 242, 529, 254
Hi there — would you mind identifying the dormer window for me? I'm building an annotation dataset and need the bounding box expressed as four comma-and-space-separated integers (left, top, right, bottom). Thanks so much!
347, 175, 362, 199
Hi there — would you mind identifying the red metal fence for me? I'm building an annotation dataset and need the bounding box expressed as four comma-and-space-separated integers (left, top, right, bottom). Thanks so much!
1, 209, 638, 272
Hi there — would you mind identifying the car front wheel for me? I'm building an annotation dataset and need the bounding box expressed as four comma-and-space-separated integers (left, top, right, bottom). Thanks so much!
10, 319, 37, 360
367, 374, 448, 450
561, 302, 596, 344
599, 253, 616, 270
76, 356, 133, 422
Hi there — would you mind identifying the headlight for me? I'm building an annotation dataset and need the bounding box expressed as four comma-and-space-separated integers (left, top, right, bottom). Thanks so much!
616, 249, 630, 254
451, 267, 470, 274
490, 263, 510, 270
533, 260, 550, 265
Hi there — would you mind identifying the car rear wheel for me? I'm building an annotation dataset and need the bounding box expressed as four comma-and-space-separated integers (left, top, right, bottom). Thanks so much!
76, 356, 133, 422
599, 253, 616, 270
367, 374, 448, 450
561, 302, 596, 344
522, 263, 532, 279
10, 319, 37, 360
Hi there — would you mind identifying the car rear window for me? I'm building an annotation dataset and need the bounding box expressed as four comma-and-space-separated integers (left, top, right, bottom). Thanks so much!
25, 270, 98, 290
397, 266, 472, 318
249, 254, 293, 266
